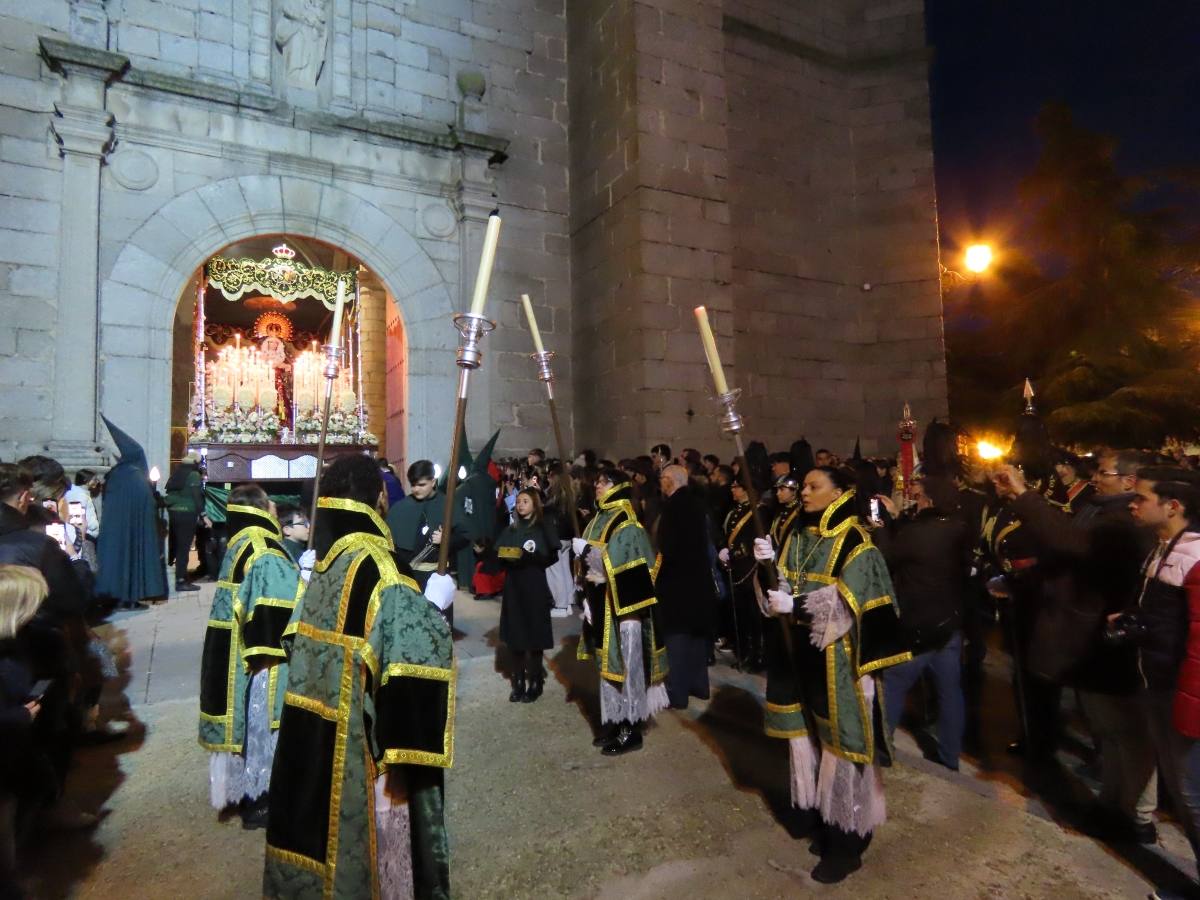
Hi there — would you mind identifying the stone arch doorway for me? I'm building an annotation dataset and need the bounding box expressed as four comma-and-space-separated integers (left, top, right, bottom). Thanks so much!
98, 175, 458, 475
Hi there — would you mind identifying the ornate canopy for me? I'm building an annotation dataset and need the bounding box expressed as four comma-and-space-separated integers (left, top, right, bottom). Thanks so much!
206, 243, 357, 309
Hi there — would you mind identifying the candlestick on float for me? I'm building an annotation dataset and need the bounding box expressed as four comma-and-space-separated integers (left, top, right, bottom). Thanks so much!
437, 212, 501, 576
521, 293, 580, 538
306, 278, 348, 551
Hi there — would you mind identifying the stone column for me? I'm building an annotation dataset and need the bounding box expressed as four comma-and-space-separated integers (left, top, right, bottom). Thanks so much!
38, 39, 127, 466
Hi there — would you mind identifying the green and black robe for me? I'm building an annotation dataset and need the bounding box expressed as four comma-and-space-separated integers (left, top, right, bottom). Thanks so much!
264, 498, 454, 900
764, 490, 910, 765
576, 483, 668, 689
198, 504, 301, 754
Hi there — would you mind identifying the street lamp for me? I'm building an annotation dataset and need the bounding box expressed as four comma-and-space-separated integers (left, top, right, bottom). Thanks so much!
964, 243, 994, 274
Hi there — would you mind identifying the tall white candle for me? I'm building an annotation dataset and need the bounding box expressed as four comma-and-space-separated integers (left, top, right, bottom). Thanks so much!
520, 293, 545, 354
694, 306, 730, 395
469, 213, 502, 317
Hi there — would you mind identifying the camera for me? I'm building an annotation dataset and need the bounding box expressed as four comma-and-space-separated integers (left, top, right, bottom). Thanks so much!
1103, 612, 1147, 647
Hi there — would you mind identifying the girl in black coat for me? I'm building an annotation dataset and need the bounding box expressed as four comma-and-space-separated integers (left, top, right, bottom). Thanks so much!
497, 490, 557, 703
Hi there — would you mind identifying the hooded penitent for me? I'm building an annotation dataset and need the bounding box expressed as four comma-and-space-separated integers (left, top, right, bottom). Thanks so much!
454, 429, 502, 588
95, 417, 168, 603
921, 419, 961, 480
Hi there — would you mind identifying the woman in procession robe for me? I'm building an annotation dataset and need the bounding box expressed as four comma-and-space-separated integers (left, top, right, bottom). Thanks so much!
754, 465, 910, 884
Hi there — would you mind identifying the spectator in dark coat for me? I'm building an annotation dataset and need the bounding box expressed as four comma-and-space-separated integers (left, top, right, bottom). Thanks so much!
655, 465, 717, 710
875, 475, 972, 769
994, 452, 1157, 841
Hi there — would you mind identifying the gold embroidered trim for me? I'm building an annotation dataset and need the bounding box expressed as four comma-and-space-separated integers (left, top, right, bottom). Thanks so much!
285, 690, 340, 722
317, 497, 392, 543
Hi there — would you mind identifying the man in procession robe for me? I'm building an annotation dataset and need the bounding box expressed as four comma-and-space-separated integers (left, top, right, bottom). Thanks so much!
198, 484, 302, 828
574, 468, 669, 755
754, 466, 910, 884
718, 477, 762, 670
264, 454, 456, 900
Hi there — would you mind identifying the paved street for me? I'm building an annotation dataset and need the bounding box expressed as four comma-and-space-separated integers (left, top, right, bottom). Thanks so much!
19, 585, 1195, 899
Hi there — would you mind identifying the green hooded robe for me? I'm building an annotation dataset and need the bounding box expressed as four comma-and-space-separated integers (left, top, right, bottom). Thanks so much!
264, 498, 454, 900
763, 490, 910, 765
576, 483, 668, 687
198, 504, 301, 752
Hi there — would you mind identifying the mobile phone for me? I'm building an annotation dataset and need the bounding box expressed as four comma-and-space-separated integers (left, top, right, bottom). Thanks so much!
868, 497, 883, 526
25, 678, 52, 702
68, 501, 85, 527
45, 523, 69, 552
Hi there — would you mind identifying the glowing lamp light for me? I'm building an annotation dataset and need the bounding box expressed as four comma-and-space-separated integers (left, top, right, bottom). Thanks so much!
433, 463, 443, 480
976, 440, 1005, 461
458, 465, 468, 480
149, 465, 161, 484
964, 244, 993, 274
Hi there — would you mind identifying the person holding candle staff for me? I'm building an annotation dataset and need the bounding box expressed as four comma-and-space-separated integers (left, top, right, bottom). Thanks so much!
752, 466, 910, 883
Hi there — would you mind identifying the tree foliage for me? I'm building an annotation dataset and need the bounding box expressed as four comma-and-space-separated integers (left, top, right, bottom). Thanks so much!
945, 104, 1200, 447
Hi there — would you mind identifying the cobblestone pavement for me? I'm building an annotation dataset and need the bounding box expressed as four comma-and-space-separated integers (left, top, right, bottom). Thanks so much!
19, 584, 1192, 898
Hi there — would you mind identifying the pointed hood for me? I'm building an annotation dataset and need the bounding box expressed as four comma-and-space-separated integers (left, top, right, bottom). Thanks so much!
851, 437, 862, 461
471, 429, 502, 475
438, 432, 473, 492
103, 416, 148, 473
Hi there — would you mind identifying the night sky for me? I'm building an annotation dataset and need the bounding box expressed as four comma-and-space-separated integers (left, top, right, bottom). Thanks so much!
926, 0, 1200, 260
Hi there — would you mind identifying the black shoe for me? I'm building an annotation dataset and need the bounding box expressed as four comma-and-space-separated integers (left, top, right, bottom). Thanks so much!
522, 676, 544, 703
175, 582, 200, 593
508, 676, 526, 703
117, 600, 148, 611
1133, 821, 1158, 845
811, 854, 862, 884
601, 722, 643, 755
592, 723, 617, 747
241, 795, 269, 830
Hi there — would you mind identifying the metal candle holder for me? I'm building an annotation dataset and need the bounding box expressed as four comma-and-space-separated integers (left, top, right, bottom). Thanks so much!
715, 388, 746, 436
531, 349, 556, 398
452, 313, 496, 372
322, 343, 344, 379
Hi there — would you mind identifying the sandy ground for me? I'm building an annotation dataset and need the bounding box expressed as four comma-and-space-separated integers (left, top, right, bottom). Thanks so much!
18, 584, 1193, 899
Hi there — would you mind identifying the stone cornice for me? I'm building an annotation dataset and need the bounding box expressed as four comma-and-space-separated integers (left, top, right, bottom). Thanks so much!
121, 67, 278, 112
39, 38, 511, 163
722, 16, 930, 72
38, 37, 128, 80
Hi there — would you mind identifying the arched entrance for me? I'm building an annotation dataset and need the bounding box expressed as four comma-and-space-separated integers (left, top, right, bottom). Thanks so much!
98, 175, 458, 475
168, 236, 404, 474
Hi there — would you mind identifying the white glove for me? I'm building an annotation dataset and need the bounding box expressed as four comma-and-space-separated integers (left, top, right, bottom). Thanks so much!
572, 537, 588, 556
298, 549, 317, 583
522, 539, 536, 553
766, 589, 794, 617
423, 572, 456, 611
717, 547, 730, 565
581, 597, 593, 624
585, 564, 607, 585
753, 537, 775, 562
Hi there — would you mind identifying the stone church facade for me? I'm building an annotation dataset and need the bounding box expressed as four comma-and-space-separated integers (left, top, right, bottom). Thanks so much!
0, 0, 945, 474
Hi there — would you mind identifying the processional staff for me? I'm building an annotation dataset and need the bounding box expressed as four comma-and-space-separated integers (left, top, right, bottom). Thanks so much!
306, 278, 349, 550
436, 213, 502, 575
520, 293, 581, 538
693, 306, 796, 656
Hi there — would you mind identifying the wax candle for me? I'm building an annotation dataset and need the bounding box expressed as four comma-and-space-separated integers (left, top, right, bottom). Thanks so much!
520, 293, 545, 354
469, 213, 502, 317
694, 306, 729, 395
